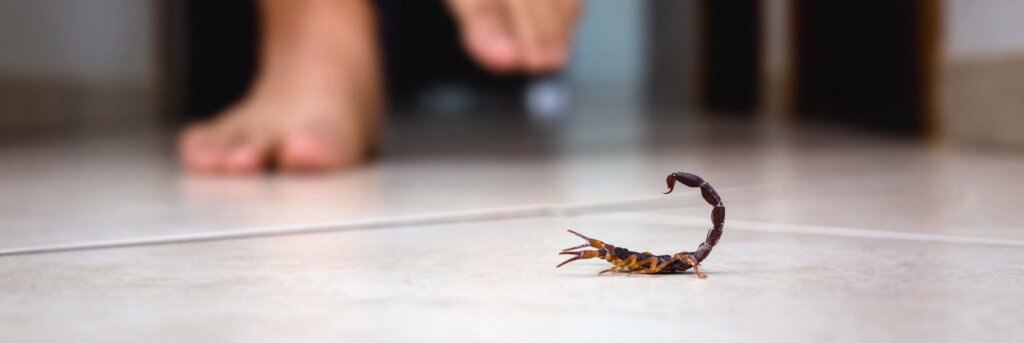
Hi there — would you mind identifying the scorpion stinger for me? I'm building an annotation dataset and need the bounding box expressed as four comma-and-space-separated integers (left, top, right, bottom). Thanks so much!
555, 172, 725, 279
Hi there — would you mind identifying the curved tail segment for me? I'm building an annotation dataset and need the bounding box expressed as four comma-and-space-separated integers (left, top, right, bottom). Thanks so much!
664, 172, 725, 262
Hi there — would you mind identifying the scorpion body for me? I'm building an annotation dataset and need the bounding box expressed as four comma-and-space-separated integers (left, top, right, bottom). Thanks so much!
556, 172, 725, 278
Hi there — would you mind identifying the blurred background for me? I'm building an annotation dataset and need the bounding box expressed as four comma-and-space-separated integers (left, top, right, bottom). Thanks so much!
0, 0, 1022, 150
5, 3, 1024, 340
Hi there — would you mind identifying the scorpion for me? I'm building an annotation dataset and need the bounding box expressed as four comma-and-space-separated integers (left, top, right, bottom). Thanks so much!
556, 172, 725, 279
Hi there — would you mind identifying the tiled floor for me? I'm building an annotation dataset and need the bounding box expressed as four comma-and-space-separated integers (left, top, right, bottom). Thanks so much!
2, 111, 1023, 341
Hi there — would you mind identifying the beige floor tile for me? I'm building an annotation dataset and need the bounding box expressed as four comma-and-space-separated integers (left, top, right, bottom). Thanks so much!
1, 216, 1021, 342
6, 117, 1022, 252
638, 150, 1024, 241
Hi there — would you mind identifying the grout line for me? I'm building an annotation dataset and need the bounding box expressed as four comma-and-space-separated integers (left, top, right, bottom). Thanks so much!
0, 205, 548, 257
4, 176, 1013, 257
0, 194, 696, 257
0, 176, 880, 256
586, 212, 1024, 248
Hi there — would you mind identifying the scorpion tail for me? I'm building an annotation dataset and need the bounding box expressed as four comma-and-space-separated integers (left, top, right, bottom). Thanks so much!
665, 172, 725, 262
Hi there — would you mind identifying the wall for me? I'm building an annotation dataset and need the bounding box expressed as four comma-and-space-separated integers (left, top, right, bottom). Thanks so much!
566, 0, 648, 103
944, 0, 1024, 61
0, 0, 155, 132
939, 0, 1024, 147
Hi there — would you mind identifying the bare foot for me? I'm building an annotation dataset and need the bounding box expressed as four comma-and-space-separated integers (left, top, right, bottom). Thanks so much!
179, 0, 382, 174
445, 0, 581, 74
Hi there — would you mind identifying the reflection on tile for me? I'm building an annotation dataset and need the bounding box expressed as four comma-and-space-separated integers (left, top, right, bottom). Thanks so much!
640, 151, 1024, 241
586, 212, 1024, 248
1, 217, 1021, 342
3, 115, 1024, 254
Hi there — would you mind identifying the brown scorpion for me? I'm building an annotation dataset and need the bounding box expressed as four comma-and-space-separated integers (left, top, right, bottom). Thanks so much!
556, 172, 725, 279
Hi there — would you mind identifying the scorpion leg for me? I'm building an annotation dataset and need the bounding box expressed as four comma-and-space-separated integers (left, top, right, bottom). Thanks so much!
650, 256, 678, 273
638, 254, 687, 275
596, 253, 643, 276
556, 250, 601, 268
627, 256, 661, 276
621, 254, 638, 268
638, 254, 705, 279
681, 255, 707, 279
619, 254, 638, 269
561, 230, 608, 251
637, 256, 659, 268
597, 254, 635, 276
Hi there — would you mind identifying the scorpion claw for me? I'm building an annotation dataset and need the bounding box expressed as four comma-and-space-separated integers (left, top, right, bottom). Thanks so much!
556, 257, 580, 268
556, 250, 599, 268
566, 229, 589, 240
561, 243, 590, 252
556, 251, 581, 268
564, 230, 607, 250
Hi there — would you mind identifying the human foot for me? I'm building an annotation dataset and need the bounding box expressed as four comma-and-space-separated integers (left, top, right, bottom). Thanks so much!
179, 90, 378, 174
445, 0, 581, 74
178, 0, 382, 174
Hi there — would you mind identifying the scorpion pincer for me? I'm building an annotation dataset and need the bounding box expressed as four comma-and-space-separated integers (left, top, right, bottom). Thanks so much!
556, 172, 725, 279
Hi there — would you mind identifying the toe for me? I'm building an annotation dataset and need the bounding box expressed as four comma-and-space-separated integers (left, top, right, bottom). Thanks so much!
179, 124, 220, 174
505, 0, 545, 73
223, 140, 266, 174
225, 148, 261, 174
524, 1, 565, 71
178, 125, 203, 164
278, 129, 359, 173
471, 30, 519, 72
450, 0, 521, 72
203, 127, 242, 174
509, 0, 579, 73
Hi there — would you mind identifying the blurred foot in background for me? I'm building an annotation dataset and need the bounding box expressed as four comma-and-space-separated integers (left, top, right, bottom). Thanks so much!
180, 0, 382, 174
447, 0, 580, 74
179, 0, 580, 174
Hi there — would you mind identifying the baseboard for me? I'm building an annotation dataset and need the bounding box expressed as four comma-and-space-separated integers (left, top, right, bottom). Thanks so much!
939, 54, 1024, 147
0, 75, 156, 134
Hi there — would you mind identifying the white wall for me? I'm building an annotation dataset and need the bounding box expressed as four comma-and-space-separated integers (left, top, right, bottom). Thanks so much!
0, 0, 155, 131
0, 0, 153, 83
939, 0, 1024, 147
944, 0, 1024, 61
566, 0, 647, 93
